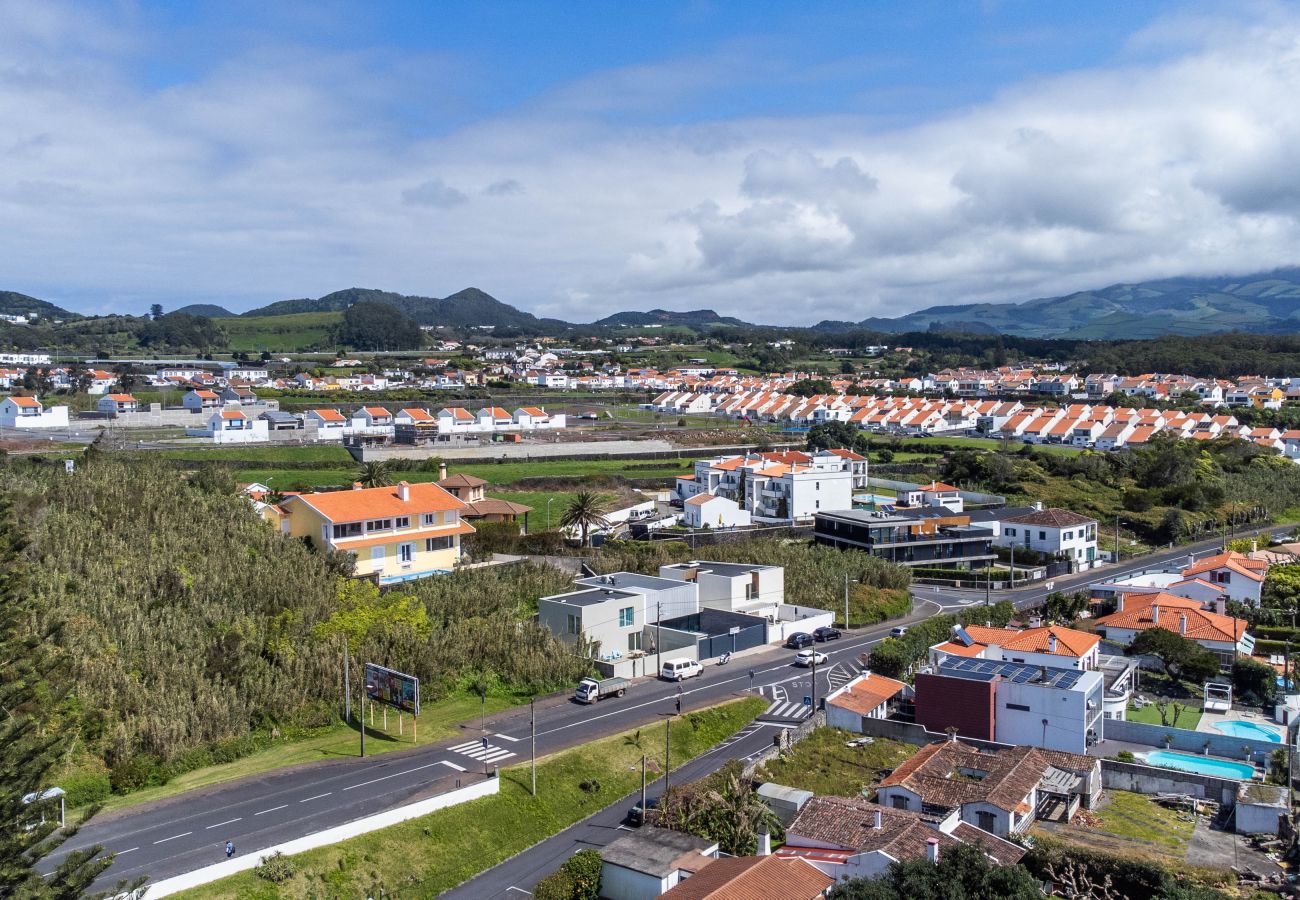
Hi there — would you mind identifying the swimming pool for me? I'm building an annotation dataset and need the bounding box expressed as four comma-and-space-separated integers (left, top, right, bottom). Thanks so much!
1213, 720, 1282, 742
1141, 750, 1255, 780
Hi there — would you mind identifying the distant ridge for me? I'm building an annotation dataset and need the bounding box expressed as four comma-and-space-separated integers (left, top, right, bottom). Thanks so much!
173, 303, 235, 318
591, 308, 749, 327
241, 287, 569, 331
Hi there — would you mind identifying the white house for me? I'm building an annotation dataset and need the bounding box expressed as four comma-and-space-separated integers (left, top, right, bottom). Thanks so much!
928, 623, 1101, 672
599, 827, 719, 900
96, 393, 138, 416
996, 507, 1098, 570
658, 560, 785, 615
304, 408, 347, 439
826, 672, 910, 732
182, 389, 223, 411
900, 481, 963, 512
682, 494, 751, 529
1179, 551, 1268, 607
437, 407, 476, 432
1094, 591, 1253, 667
476, 406, 513, 430
85, 369, 117, 395
205, 410, 269, 444
0, 396, 69, 428
350, 406, 394, 436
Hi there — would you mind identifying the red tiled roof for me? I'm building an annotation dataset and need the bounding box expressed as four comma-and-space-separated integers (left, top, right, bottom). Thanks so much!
659, 855, 832, 900
290, 482, 467, 523
829, 673, 906, 715
1095, 592, 1247, 643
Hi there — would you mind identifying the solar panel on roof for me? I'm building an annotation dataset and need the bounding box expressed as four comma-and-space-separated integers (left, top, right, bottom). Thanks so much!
953, 625, 975, 647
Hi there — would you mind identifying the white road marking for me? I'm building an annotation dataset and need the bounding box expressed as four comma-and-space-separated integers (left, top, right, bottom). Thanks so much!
255, 805, 288, 816
205, 818, 241, 830
153, 831, 192, 844
440, 760, 467, 772
115, 847, 139, 855
341, 761, 443, 792
494, 733, 523, 742
300, 792, 332, 803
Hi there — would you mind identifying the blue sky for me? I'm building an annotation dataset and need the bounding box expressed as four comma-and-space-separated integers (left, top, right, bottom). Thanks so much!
1, 1, 1297, 321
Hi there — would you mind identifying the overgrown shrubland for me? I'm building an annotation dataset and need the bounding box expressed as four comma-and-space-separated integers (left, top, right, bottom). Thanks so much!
2, 457, 589, 799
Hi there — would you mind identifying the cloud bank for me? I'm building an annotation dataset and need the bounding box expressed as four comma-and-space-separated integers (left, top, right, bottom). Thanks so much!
1, 2, 1299, 322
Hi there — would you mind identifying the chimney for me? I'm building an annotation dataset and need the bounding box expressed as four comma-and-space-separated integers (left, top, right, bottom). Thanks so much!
926, 838, 939, 864
1252, 540, 1258, 553
758, 825, 771, 856
1048, 633, 1058, 653
1117, 594, 1125, 612
439, 462, 448, 481
873, 809, 882, 830
1179, 614, 1187, 635
397, 481, 410, 501
352, 481, 363, 490
1151, 602, 1160, 623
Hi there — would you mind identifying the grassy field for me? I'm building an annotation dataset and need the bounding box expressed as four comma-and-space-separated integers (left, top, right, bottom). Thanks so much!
754, 727, 917, 798
493, 490, 578, 530
90, 691, 523, 816
1065, 790, 1196, 852
219, 312, 342, 353
178, 697, 767, 899
156, 445, 356, 464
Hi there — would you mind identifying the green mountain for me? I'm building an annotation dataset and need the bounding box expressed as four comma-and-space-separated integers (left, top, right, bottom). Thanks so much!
241, 287, 569, 332
173, 303, 236, 317
0, 291, 79, 320
828, 268, 1300, 338
592, 308, 747, 327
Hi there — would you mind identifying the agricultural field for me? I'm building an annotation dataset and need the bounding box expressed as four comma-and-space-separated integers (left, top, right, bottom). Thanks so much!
219, 311, 343, 352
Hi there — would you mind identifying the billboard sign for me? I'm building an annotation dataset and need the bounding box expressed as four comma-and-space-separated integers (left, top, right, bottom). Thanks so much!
364, 663, 420, 715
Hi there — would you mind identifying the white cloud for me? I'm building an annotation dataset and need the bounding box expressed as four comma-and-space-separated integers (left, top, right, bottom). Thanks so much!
0, 3, 1299, 322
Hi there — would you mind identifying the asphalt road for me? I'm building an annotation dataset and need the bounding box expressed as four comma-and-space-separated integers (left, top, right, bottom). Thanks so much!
51, 522, 1286, 893
52, 619, 906, 892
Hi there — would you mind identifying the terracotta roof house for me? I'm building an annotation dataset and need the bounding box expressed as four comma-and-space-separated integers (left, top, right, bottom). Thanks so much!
1094, 591, 1251, 665
875, 739, 1099, 837
1179, 551, 1269, 606
598, 826, 718, 899
930, 623, 1101, 671
658, 854, 832, 900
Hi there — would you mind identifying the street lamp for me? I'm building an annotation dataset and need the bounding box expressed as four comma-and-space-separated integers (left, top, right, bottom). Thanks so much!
547, 497, 554, 531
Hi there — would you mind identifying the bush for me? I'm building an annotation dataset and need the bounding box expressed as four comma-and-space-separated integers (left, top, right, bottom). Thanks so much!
59, 769, 112, 807
253, 851, 297, 883
1115, 750, 1136, 762
532, 871, 577, 900
109, 754, 167, 794
560, 848, 602, 900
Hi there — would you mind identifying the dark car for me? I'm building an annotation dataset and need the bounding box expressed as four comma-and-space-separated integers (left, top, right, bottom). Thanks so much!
813, 626, 842, 642
628, 796, 659, 826
785, 632, 814, 649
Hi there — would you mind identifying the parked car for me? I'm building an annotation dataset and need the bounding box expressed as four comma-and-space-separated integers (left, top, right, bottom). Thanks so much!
627, 795, 659, 826
794, 649, 828, 667
813, 626, 842, 642
889, 626, 909, 638
574, 676, 628, 704
785, 632, 814, 649
660, 658, 703, 682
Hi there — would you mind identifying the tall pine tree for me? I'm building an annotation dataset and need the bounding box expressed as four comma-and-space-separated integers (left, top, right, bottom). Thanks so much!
0, 496, 141, 898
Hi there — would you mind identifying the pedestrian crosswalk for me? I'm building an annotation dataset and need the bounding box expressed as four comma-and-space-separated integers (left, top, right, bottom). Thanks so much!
448, 739, 517, 764
828, 663, 858, 692
714, 722, 762, 752
761, 700, 813, 721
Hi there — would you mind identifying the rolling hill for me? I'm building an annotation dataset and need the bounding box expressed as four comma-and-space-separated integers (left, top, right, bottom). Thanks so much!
0, 291, 79, 320
823, 269, 1300, 338
592, 308, 748, 327
173, 303, 235, 317
242, 287, 570, 332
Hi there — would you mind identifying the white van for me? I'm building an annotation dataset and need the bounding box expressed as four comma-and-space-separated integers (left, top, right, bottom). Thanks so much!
660, 658, 703, 682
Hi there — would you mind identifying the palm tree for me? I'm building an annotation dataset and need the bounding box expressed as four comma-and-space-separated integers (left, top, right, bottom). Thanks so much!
356, 460, 393, 488
560, 491, 611, 546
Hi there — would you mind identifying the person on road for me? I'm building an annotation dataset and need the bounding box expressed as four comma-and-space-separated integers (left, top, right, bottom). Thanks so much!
225, 840, 235, 858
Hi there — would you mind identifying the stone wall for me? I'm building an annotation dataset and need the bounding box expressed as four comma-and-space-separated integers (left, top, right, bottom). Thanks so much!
1099, 759, 1243, 806
1103, 718, 1282, 760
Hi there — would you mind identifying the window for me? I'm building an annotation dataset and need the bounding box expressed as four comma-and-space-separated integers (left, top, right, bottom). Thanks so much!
815, 500, 820, 509
976, 811, 996, 832
422, 513, 438, 526
395, 516, 410, 529
1039, 531, 1047, 540
398, 543, 414, 564
332, 522, 363, 539
891, 795, 908, 810
619, 607, 635, 628
1063, 530, 1072, 540
1006, 528, 1015, 537
425, 536, 452, 552
816, 481, 820, 491
366, 519, 393, 532
628, 632, 642, 652
1005, 702, 1030, 711
566, 614, 581, 635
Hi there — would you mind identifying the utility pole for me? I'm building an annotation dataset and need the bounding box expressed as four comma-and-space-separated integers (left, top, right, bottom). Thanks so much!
844, 573, 850, 629
343, 638, 351, 723
984, 564, 990, 608
359, 694, 366, 758
530, 698, 537, 797
1115, 515, 1121, 565
640, 755, 647, 820
1009, 545, 1015, 588
656, 601, 662, 677
811, 651, 818, 712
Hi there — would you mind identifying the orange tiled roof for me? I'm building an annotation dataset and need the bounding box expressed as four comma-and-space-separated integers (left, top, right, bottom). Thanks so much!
291, 482, 467, 523
1182, 551, 1267, 582
658, 855, 832, 900
312, 409, 346, 421
829, 673, 906, 715
9, 396, 40, 407
331, 521, 474, 549
1095, 592, 1247, 643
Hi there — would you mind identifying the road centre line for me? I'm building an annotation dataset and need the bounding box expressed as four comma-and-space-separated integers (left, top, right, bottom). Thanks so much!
341, 761, 443, 791
153, 832, 192, 844
254, 805, 287, 816
300, 792, 332, 803
205, 818, 241, 830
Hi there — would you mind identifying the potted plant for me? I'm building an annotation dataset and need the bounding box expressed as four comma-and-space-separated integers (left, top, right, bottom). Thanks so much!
1163, 733, 1174, 750
1202, 739, 1212, 756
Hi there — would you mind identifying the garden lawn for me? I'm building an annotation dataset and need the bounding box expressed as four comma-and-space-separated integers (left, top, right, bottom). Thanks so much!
1126, 702, 1203, 730
177, 697, 767, 899
1088, 790, 1196, 851
754, 727, 917, 798
88, 691, 523, 816
493, 490, 578, 531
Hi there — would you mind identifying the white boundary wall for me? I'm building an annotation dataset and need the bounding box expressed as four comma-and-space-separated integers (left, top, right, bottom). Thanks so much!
138, 775, 498, 897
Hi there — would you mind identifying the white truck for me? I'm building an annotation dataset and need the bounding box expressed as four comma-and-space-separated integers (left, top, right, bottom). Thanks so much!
575, 676, 629, 704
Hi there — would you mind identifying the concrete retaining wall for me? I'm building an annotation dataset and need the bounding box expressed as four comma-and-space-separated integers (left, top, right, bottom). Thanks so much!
1103, 718, 1282, 760
853, 716, 1016, 753
141, 774, 499, 897
1099, 759, 1243, 806
359, 438, 679, 462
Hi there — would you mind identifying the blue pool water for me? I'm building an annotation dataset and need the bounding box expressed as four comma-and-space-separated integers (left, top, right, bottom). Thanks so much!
1142, 750, 1255, 779
1213, 721, 1282, 742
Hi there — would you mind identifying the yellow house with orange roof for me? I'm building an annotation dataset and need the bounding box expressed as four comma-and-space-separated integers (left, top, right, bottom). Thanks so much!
282, 481, 473, 584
